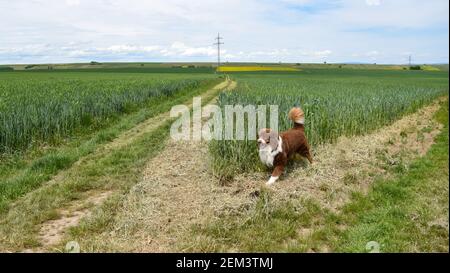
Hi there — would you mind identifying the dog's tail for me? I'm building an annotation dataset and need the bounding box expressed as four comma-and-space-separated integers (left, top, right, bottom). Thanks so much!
288, 107, 305, 127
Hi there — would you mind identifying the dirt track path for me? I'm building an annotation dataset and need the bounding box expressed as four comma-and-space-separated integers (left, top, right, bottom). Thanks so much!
16, 79, 235, 251
89, 95, 446, 252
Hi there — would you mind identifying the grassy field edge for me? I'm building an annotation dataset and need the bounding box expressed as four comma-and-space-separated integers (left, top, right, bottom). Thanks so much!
0, 79, 220, 213
0, 78, 227, 251
329, 98, 449, 252
186, 98, 448, 253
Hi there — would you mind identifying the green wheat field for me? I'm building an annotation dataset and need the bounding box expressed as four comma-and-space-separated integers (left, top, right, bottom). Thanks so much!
0, 63, 448, 252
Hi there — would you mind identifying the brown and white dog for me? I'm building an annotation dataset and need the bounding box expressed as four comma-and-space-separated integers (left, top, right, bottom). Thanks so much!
257, 107, 313, 185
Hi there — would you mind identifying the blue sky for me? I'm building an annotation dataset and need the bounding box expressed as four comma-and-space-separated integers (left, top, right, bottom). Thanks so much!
0, 0, 448, 64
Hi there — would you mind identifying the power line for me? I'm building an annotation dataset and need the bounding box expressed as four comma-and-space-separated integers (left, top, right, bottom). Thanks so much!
408, 55, 412, 66
213, 33, 224, 68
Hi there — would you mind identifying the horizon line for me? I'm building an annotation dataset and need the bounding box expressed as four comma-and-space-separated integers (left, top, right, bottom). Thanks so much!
1, 61, 449, 66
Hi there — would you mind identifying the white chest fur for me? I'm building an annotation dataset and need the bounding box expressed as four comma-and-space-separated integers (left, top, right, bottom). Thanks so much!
258, 137, 283, 167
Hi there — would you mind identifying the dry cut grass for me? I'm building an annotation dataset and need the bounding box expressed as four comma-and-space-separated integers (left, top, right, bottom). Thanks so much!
70, 97, 446, 252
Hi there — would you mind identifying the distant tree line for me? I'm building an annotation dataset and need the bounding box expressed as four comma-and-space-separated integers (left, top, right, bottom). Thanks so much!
0, 67, 13, 72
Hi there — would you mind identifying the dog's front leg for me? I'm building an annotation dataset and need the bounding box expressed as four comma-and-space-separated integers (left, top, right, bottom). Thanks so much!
267, 164, 285, 185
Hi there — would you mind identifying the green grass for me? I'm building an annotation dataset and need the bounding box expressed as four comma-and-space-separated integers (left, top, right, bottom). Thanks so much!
330, 99, 449, 252
189, 98, 449, 253
0, 71, 215, 153
210, 70, 448, 180
0, 121, 171, 250
0, 76, 224, 251
62, 79, 225, 252
187, 190, 323, 252
0, 76, 220, 214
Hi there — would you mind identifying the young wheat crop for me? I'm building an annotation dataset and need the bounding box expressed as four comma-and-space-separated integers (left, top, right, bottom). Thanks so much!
210, 70, 449, 179
0, 72, 213, 153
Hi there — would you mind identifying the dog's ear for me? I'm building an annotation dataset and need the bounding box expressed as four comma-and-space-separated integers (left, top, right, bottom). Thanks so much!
268, 130, 279, 149
258, 128, 272, 138
258, 128, 267, 138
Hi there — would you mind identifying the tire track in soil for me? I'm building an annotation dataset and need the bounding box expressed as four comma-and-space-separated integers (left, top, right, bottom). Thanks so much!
18, 79, 234, 252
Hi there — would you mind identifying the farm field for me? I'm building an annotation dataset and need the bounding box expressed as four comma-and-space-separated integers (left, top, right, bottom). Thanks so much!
0, 66, 448, 253
210, 69, 449, 179
0, 72, 215, 153
1, 62, 447, 72
217, 66, 300, 72
0, 71, 219, 213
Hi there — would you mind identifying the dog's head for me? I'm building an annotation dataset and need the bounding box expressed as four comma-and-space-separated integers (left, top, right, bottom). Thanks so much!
257, 128, 279, 150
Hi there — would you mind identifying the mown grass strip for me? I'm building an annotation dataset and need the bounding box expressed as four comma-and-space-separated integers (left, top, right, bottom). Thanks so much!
329, 99, 448, 252
61, 82, 228, 252
0, 79, 226, 251
0, 121, 171, 250
188, 98, 448, 253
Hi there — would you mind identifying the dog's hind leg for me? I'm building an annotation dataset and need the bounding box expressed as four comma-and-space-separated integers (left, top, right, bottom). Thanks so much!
305, 149, 313, 164
299, 144, 313, 164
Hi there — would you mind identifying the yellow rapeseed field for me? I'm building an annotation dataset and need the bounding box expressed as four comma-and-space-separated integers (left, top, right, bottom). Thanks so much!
217, 66, 300, 72
422, 65, 440, 71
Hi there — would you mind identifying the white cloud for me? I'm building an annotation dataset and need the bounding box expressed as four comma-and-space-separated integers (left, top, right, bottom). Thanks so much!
163, 42, 216, 57
279, 0, 312, 5
0, 41, 219, 63
101, 45, 161, 53
65, 0, 81, 6
365, 0, 381, 6
0, 0, 447, 64
311, 50, 332, 58
68, 50, 89, 57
